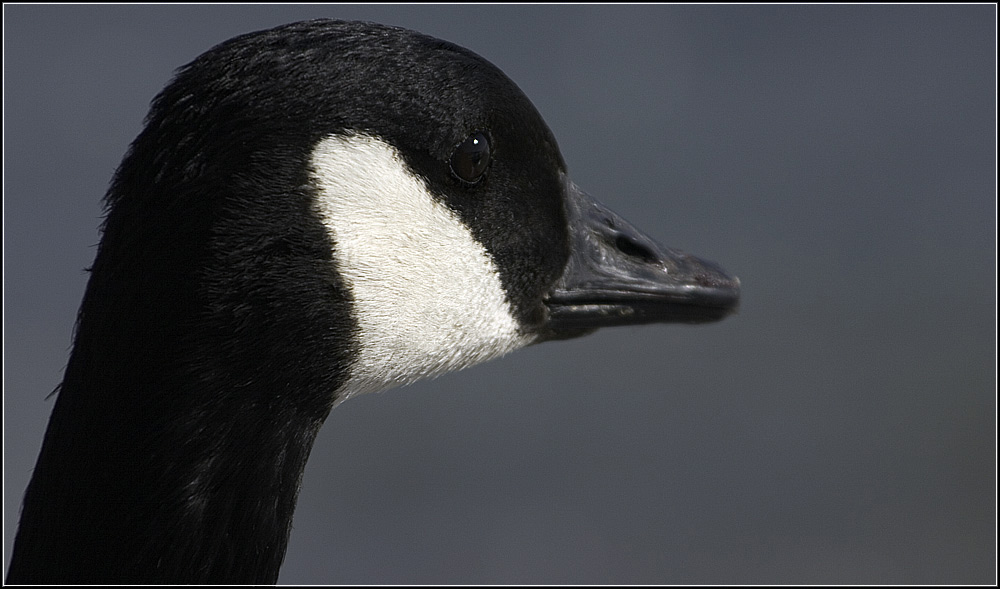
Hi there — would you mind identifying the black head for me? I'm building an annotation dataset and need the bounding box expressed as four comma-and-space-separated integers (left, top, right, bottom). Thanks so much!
6, 19, 738, 585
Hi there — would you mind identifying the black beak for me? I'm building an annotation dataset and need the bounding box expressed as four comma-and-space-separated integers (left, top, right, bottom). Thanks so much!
543, 179, 740, 337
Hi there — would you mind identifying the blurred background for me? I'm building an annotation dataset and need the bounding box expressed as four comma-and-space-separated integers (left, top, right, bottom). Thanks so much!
4, 5, 995, 584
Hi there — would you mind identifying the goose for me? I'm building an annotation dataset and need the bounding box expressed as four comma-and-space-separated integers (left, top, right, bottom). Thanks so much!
5, 19, 739, 584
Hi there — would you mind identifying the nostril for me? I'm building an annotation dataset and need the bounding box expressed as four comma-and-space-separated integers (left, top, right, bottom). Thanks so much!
615, 234, 659, 264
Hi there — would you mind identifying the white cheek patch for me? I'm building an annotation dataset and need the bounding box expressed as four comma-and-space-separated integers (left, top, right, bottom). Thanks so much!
310, 133, 535, 400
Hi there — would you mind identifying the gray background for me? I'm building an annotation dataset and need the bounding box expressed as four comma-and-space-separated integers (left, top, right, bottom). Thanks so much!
4, 4, 995, 584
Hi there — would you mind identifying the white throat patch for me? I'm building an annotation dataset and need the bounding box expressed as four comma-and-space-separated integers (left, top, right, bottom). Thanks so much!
310, 134, 535, 400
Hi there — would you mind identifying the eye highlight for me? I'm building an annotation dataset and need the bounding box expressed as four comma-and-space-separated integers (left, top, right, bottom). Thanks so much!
450, 132, 491, 183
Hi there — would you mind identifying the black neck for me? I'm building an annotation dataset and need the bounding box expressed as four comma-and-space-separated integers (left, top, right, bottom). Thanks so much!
7, 375, 323, 584
7, 138, 355, 583
6, 253, 337, 583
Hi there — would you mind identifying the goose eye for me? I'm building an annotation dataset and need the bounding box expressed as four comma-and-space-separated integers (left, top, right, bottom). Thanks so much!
450, 132, 491, 183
